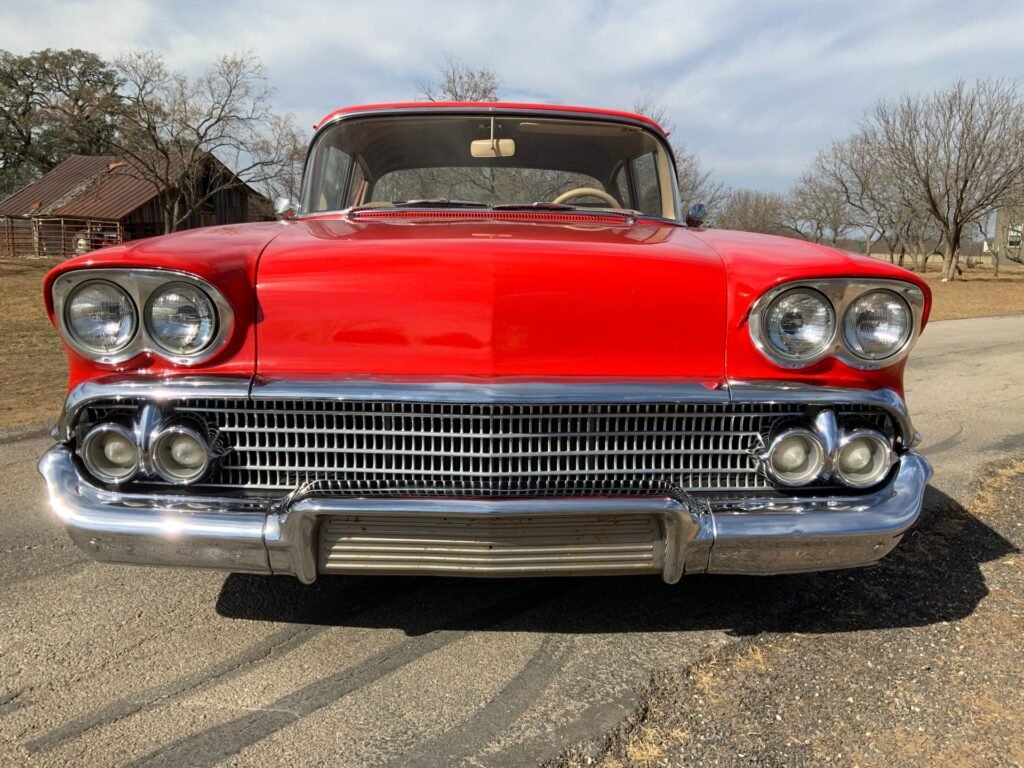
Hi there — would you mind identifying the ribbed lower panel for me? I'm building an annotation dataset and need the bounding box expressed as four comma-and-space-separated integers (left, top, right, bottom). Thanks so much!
317, 514, 665, 577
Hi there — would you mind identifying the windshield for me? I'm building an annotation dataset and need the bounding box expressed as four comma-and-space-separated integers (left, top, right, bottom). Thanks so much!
300, 113, 680, 219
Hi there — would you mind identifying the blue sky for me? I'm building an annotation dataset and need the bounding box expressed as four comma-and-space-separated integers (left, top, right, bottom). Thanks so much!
2, 0, 1022, 190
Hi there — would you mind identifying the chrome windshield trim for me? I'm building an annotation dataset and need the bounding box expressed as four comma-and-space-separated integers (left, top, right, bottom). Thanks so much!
301, 106, 681, 220
57, 375, 914, 448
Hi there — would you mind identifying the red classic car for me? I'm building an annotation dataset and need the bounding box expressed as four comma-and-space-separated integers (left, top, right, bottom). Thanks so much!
39, 102, 931, 584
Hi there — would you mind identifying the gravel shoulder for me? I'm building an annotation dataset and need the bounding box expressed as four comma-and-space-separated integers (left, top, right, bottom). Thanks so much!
550, 459, 1024, 768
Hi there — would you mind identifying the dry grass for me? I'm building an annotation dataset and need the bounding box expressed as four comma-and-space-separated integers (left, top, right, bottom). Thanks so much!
918, 263, 1024, 321
0, 257, 67, 432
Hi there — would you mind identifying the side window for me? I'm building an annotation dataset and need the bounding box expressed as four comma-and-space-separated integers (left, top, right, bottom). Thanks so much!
1008, 223, 1022, 248
630, 151, 661, 217
315, 145, 353, 211
348, 163, 367, 207
611, 166, 631, 209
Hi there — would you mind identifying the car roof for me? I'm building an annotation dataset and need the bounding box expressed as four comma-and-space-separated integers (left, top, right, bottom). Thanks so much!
313, 102, 669, 137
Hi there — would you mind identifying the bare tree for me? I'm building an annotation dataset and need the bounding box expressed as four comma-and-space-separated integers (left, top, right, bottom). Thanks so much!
107, 50, 302, 233
417, 55, 500, 102
631, 98, 727, 220
810, 136, 892, 257
786, 172, 851, 246
863, 79, 1024, 281
715, 188, 794, 236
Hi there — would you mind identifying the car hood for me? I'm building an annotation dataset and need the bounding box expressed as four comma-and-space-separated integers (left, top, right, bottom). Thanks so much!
254, 216, 728, 381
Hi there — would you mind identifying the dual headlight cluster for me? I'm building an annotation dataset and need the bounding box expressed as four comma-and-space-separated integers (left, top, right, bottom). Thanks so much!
52, 269, 233, 364
764, 426, 893, 489
749, 280, 924, 369
80, 419, 212, 485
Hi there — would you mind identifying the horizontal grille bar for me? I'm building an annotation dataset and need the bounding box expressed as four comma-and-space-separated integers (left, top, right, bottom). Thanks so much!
80, 398, 892, 496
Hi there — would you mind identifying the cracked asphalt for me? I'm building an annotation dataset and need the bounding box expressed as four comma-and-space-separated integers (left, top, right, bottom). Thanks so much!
1, 314, 1022, 767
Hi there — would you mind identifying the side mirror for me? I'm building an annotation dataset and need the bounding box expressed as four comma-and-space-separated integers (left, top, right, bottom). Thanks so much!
685, 203, 706, 228
275, 196, 299, 221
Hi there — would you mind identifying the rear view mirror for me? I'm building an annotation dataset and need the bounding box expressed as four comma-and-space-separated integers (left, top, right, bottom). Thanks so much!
470, 138, 516, 158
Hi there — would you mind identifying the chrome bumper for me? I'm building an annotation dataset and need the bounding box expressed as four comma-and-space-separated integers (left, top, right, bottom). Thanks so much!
38, 446, 932, 583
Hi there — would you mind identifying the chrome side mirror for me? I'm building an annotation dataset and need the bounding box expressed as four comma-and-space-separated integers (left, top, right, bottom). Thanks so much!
685, 202, 706, 228
274, 196, 299, 221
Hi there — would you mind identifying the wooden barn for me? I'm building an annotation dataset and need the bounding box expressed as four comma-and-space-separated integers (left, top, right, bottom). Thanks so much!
0, 155, 273, 259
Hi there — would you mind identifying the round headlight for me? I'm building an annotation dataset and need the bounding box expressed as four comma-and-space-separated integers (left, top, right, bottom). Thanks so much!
80, 423, 140, 484
64, 280, 137, 354
146, 282, 217, 355
842, 291, 912, 360
762, 289, 835, 362
765, 428, 825, 486
151, 424, 211, 484
835, 430, 893, 488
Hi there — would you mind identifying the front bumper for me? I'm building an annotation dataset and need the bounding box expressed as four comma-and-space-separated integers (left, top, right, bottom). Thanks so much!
39, 446, 932, 583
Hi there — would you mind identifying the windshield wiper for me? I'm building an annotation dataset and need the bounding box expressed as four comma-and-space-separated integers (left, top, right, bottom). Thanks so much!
391, 198, 489, 208
493, 202, 639, 218
492, 202, 578, 211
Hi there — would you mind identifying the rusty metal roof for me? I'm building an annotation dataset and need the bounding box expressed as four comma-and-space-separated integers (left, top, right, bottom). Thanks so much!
0, 154, 166, 220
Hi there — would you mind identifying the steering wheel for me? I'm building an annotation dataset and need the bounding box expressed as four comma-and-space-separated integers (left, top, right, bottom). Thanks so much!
552, 187, 621, 207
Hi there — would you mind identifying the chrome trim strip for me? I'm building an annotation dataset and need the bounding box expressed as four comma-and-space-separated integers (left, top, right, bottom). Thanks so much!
58, 376, 252, 440
747, 278, 926, 371
51, 268, 235, 367
251, 378, 730, 404
728, 381, 914, 446
57, 376, 915, 447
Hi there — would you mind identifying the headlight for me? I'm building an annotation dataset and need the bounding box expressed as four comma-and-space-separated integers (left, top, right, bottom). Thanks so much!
762, 288, 835, 362
64, 280, 137, 354
145, 282, 218, 355
842, 290, 912, 360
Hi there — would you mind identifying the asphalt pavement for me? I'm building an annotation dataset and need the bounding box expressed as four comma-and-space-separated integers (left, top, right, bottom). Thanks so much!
1, 314, 1022, 768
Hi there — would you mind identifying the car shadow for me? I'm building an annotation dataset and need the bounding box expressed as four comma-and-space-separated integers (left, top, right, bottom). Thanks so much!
215, 485, 1017, 636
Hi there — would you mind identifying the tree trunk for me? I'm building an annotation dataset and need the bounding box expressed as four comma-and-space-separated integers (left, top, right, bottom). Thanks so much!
941, 230, 961, 281
897, 246, 906, 267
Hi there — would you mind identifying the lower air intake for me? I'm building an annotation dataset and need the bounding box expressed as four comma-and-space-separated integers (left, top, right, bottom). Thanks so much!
318, 513, 664, 577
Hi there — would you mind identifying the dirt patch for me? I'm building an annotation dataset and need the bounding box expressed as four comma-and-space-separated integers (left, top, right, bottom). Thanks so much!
548, 459, 1024, 768
919, 265, 1024, 321
0, 258, 67, 431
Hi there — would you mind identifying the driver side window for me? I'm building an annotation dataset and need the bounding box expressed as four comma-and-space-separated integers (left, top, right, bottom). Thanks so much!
630, 152, 661, 217
312, 145, 353, 212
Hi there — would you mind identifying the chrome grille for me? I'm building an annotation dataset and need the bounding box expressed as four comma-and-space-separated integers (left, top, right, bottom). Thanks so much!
79, 398, 892, 496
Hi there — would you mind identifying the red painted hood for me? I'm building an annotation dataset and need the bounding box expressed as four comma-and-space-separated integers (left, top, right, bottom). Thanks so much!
255, 217, 728, 381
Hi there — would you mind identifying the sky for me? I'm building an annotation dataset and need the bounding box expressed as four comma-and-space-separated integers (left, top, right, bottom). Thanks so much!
2, 0, 1022, 191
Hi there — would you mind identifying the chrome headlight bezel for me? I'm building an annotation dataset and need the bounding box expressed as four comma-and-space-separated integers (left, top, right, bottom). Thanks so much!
748, 278, 925, 370
145, 282, 219, 356
62, 279, 139, 357
841, 289, 914, 361
52, 269, 234, 366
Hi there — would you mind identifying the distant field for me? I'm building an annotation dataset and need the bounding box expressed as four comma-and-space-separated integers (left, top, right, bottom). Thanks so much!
0, 256, 1021, 432
918, 264, 1024, 321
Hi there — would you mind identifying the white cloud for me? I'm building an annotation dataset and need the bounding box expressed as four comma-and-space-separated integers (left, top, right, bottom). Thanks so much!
2, 0, 1022, 189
